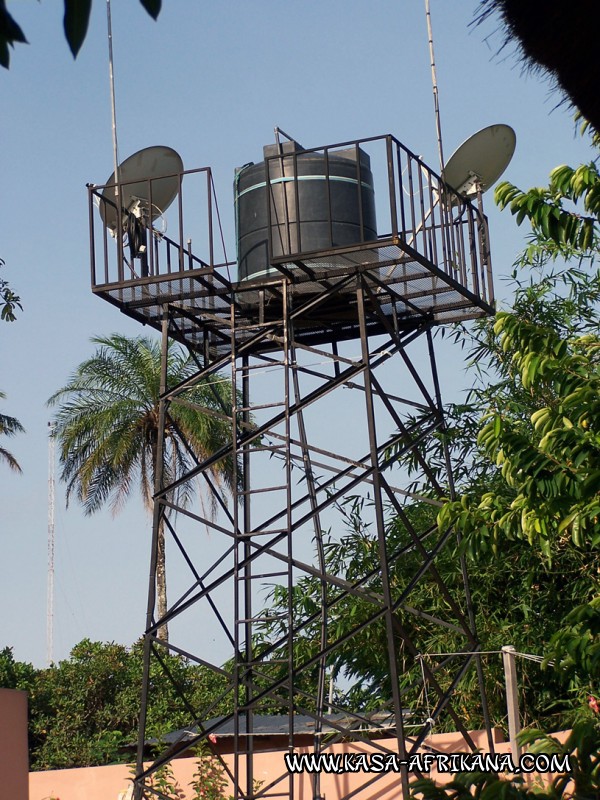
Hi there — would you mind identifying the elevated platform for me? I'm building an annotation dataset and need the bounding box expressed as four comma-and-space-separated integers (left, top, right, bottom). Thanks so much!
89, 133, 495, 357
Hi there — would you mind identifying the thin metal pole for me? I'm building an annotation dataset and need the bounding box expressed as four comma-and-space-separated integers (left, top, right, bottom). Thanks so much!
356, 277, 409, 799
242, 352, 254, 800
106, 0, 120, 193
502, 646, 522, 762
134, 307, 170, 800
282, 280, 295, 800
425, 0, 446, 177
231, 304, 242, 800
290, 337, 328, 800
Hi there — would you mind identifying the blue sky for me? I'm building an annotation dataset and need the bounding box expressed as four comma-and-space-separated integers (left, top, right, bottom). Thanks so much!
0, 1, 595, 669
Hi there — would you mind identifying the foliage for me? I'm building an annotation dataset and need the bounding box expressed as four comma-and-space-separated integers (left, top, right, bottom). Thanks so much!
439, 292, 600, 557
495, 163, 600, 256
0, 639, 232, 771
0, 390, 24, 472
188, 744, 228, 800
258, 150, 600, 730
0, 646, 36, 690
257, 491, 587, 730
548, 598, 600, 686
408, 268, 598, 726
149, 761, 184, 799
0, 258, 21, 321
419, 136, 600, 716
48, 334, 238, 515
48, 334, 240, 640
410, 718, 600, 800
124, 743, 233, 800
437, 266, 600, 688
0, 0, 161, 68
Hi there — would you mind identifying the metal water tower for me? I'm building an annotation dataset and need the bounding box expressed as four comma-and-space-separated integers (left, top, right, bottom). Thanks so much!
88, 126, 513, 799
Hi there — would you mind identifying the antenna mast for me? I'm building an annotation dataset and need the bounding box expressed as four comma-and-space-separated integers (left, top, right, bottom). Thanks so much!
47, 421, 56, 666
106, 0, 120, 196
424, 0, 446, 176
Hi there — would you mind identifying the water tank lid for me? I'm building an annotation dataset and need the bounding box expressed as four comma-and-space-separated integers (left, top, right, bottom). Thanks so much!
263, 140, 304, 159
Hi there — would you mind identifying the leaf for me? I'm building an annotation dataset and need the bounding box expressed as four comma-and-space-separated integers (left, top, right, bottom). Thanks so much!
63, 0, 92, 58
558, 512, 577, 533
139, 0, 162, 20
0, 0, 28, 69
0, 2, 27, 44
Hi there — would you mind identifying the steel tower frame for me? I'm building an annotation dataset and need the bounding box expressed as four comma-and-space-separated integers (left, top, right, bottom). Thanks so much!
88, 133, 496, 800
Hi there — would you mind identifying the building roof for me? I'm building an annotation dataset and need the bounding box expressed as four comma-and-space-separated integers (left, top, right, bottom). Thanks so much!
147, 709, 411, 750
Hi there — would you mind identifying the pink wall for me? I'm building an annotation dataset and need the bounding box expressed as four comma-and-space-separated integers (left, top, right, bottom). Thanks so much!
0, 688, 29, 800
30, 728, 566, 800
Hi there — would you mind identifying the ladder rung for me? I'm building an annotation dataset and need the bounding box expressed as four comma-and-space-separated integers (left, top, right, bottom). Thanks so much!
238, 485, 287, 496
245, 444, 284, 453
240, 528, 289, 536
239, 360, 286, 371
237, 613, 287, 623
247, 571, 288, 579
239, 401, 286, 412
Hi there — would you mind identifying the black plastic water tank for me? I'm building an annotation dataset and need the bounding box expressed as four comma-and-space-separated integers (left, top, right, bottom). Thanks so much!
235, 141, 377, 282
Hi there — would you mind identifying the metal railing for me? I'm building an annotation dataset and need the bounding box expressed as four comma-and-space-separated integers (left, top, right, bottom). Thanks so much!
88, 165, 222, 290
88, 134, 493, 312
264, 134, 493, 308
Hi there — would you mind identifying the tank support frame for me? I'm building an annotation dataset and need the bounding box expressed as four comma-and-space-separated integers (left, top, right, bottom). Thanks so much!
132, 266, 493, 800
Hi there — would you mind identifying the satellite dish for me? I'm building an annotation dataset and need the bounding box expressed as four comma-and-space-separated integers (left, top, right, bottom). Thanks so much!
99, 145, 184, 234
443, 124, 516, 200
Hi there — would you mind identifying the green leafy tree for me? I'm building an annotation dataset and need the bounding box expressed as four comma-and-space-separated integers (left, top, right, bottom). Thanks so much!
0, 0, 161, 69
259, 143, 600, 730
403, 135, 600, 718
0, 390, 24, 472
438, 148, 600, 695
0, 646, 36, 690
410, 718, 600, 800
257, 493, 588, 731
441, 303, 600, 557
495, 164, 600, 256
48, 334, 239, 641
0, 639, 231, 770
416, 276, 599, 724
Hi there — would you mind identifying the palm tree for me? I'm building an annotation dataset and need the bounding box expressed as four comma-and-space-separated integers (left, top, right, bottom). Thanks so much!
48, 334, 238, 641
0, 391, 24, 472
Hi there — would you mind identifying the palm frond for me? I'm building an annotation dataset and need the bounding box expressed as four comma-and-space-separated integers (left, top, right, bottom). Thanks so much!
48, 334, 239, 516
0, 445, 22, 472
0, 391, 24, 472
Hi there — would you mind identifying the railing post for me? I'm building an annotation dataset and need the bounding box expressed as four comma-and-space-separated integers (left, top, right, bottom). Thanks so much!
386, 135, 398, 239
207, 169, 214, 269
87, 185, 97, 288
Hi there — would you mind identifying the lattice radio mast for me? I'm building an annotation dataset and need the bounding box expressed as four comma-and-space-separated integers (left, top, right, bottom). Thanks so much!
47, 421, 56, 666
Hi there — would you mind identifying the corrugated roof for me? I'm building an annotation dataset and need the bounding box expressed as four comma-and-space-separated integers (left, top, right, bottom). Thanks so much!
150, 710, 411, 747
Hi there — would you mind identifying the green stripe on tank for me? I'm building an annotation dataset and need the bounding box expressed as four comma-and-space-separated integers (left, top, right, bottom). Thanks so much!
235, 174, 374, 202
